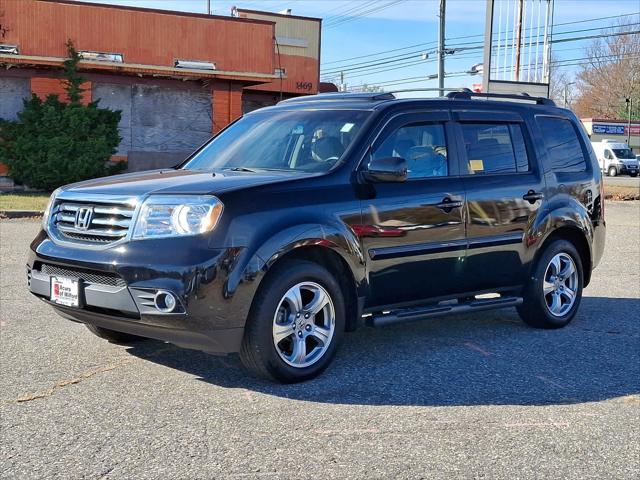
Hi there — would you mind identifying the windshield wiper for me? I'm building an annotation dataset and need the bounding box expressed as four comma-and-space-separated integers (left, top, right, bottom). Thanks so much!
224, 167, 257, 173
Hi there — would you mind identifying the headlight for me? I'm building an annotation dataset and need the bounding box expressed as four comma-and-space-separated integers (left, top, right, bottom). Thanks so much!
132, 195, 223, 239
42, 188, 61, 229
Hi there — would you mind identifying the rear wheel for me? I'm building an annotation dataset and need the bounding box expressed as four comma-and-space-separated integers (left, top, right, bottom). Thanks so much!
85, 324, 147, 344
608, 166, 618, 177
517, 239, 583, 329
240, 260, 345, 383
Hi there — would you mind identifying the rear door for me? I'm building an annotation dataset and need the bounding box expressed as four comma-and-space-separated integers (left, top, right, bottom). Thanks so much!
359, 110, 468, 308
452, 109, 545, 292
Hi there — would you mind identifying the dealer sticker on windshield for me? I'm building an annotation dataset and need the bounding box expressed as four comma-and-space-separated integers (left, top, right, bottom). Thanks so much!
50, 276, 79, 307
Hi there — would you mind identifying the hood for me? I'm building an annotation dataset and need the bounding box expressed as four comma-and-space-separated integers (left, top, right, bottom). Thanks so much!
61, 168, 303, 197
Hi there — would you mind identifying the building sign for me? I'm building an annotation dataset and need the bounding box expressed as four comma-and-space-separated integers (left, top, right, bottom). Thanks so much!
296, 81, 313, 91
593, 124, 625, 135
592, 123, 640, 136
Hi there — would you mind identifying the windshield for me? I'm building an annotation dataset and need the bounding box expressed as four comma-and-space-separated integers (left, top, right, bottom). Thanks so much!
183, 109, 371, 173
612, 148, 636, 160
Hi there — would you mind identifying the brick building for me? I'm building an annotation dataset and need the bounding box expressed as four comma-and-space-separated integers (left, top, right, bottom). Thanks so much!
0, 0, 321, 183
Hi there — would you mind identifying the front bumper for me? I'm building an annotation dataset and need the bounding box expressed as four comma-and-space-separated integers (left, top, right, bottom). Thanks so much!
618, 164, 638, 174
27, 231, 263, 354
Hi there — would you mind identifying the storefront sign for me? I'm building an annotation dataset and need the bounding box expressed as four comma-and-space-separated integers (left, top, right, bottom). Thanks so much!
593, 124, 625, 135
592, 123, 640, 136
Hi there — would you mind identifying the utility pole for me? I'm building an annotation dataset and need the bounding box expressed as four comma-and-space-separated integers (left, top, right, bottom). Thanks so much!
207, 0, 211, 15
438, 0, 446, 96
627, 97, 633, 145
514, 0, 524, 81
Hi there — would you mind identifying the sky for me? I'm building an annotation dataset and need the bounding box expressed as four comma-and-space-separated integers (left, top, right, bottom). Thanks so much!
74, 0, 640, 94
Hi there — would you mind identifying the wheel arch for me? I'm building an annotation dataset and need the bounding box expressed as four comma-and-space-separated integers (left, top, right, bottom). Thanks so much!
240, 223, 367, 332
532, 214, 593, 286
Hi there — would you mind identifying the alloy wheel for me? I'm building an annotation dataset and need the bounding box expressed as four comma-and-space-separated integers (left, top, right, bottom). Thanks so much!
272, 282, 335, 368
543, 252, 578, 317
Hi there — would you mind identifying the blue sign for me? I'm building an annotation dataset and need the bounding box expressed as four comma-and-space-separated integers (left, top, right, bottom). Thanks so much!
593, 124, 625, 135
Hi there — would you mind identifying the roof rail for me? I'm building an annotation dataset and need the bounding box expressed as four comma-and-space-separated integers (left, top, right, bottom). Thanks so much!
446, 90, 556, 106
278, 92, 395, 104
378, 87, 472, 98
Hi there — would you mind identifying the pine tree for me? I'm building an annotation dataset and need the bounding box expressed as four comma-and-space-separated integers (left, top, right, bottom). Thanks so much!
0, 40, 124, 191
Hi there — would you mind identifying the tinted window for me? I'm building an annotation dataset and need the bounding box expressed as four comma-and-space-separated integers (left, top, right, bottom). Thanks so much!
612, 148, 635, 159
536, 117, 587, 172
373, 123, 448, 179
184, 109, 370, 173
461, 123, 530, 174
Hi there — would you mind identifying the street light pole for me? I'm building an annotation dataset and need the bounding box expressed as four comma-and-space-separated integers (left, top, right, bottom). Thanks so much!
626, 97, 632, 145
563, 82, 575, 108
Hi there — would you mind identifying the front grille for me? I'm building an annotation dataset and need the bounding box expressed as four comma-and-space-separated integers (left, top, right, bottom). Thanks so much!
51, 198, 136, 246
38, 263, 126, 288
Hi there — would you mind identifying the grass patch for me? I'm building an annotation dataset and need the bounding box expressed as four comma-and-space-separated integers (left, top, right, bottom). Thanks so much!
604, 185, 640, 201
0, 193, 51, 211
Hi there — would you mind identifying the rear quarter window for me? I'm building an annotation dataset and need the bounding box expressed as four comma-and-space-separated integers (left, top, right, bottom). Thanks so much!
536, 116, 587, 173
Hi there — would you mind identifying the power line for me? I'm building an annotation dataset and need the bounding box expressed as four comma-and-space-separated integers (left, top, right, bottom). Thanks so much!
322, 23, 639, 76
357, 50, 640, 90
324, 1, 379, 24
324, 1, 406, 29
324, 12, 640, 70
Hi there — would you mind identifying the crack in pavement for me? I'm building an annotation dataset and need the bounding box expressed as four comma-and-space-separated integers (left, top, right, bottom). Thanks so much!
14, 358, 133, 403
11, 344, 178, 403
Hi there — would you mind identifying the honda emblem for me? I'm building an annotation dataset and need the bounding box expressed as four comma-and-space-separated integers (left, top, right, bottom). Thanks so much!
74, 207, 93, 231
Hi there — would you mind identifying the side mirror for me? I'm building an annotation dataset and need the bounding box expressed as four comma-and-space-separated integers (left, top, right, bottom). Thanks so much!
362, 156, 408, 183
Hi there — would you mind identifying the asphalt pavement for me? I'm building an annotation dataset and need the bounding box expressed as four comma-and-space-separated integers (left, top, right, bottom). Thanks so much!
604, 175, 640, 188
1, 202, 639, 479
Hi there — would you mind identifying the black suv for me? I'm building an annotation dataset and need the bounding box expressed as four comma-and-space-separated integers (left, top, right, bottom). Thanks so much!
28, 91, 606, 383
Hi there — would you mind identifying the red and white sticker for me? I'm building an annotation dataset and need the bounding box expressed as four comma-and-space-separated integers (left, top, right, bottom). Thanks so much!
50, 276, 79, 307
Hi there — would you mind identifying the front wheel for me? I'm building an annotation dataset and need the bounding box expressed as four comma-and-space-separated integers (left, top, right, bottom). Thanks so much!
630, 172, 638, 178
240, 260, 345, 383
608, 166, 618, 177
517, 239, 583, 329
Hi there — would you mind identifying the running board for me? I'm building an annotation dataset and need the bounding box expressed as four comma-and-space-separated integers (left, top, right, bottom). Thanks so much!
369, 296, 523, 327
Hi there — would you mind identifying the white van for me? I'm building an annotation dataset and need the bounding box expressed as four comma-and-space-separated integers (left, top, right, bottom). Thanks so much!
591, 140, 638, 177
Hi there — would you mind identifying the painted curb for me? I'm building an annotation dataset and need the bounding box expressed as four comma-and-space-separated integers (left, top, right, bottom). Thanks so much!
0, 210, 44, 219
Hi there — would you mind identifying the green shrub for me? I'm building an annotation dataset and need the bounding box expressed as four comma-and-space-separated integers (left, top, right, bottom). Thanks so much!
0, 41, 124, 191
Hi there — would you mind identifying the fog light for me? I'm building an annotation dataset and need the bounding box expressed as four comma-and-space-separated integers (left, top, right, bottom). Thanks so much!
154, 291, 177, 313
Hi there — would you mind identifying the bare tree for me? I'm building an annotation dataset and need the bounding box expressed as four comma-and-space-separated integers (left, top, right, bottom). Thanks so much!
572, 21, 640, 119
548, 56, 576, 107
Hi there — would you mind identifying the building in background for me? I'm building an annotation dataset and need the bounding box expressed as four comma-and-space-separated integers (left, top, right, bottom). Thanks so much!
0, 0, 320, 188
235, 8, 321, 113
581, 118, 640, 150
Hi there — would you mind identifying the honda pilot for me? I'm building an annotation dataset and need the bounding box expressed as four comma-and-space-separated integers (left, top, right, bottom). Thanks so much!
28, 90, 606, 383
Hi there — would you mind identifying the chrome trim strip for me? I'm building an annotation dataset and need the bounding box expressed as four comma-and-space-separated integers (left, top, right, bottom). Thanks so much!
57, 224, 128, 237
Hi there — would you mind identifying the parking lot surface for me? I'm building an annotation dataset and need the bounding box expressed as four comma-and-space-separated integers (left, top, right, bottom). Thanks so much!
1, 201, 639, 479
604, 175, 640, 188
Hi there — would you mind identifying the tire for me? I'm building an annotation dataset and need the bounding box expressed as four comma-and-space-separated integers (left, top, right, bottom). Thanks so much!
240, 260, 345, 383
85, 324, 147, 344
608, 166, 618, 177
630, 172, 638, 178
517, 239, 584, 329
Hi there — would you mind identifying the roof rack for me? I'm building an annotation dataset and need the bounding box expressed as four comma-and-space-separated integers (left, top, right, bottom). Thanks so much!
277, 88, 556, 106
278, 88, 472, 104
446, 90, 556, 106
376, 87, 472, 99
278, 92, 395, 104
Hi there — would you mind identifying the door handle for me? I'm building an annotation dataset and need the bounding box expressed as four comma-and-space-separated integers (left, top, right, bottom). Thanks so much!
522, 190, 544, 204
436, 197, 464, 211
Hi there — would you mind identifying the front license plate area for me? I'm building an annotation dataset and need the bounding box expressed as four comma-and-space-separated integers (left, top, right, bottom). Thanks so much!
50, 276, 80, 307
